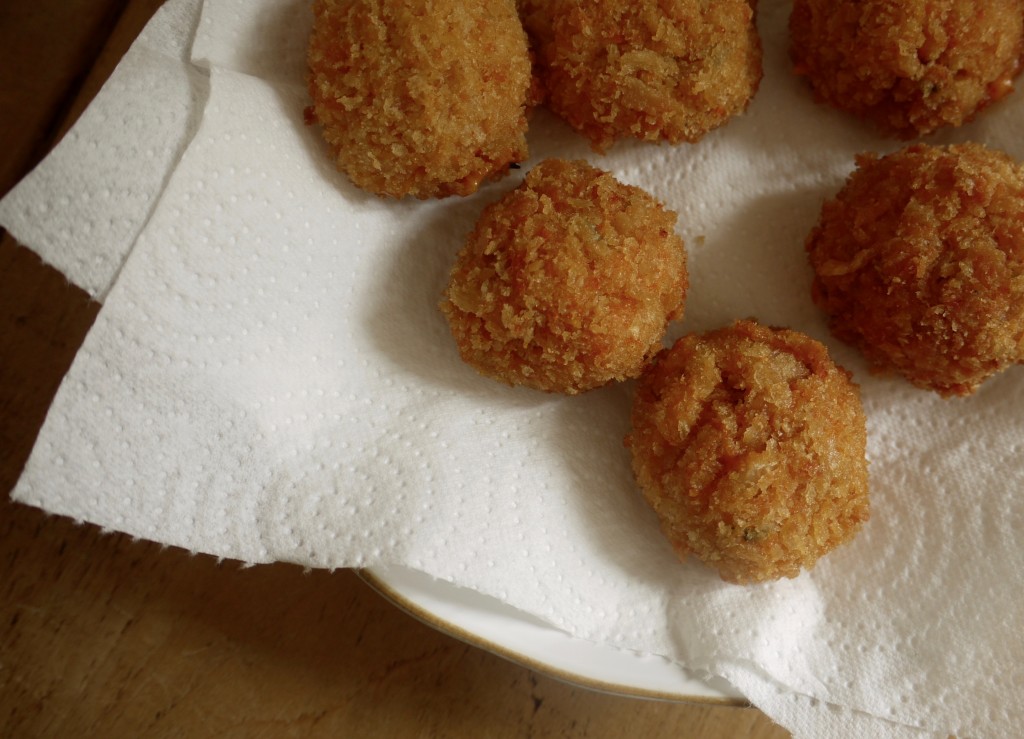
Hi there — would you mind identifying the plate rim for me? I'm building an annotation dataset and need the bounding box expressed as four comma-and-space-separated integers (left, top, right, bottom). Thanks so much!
359, 565, 748, 706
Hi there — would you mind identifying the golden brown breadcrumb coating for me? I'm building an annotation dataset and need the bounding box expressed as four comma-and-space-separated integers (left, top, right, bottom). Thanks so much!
519, 0, 763, 153
807, 143, 1024, 397
790, 0, 1024, 137
307, 0, 532, 199
441, 159, 688, 394
627, 320, 870, 585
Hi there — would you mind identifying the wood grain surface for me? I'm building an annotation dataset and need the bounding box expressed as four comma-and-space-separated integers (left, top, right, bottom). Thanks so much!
0, 2, 790, 736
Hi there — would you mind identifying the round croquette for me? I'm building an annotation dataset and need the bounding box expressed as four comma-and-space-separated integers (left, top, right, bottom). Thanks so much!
627, 320, 870, 585
307, 0, 532, 198
440, 159, 688, 394
790, 0, 1024, 138
806, 143, 1024, 397
519, 0, 763, 153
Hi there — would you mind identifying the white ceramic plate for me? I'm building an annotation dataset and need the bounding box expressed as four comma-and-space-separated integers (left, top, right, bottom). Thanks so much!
360, 565, 745, 704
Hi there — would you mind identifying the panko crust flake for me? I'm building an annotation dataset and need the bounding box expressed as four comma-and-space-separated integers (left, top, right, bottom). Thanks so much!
307, 0, 532, 199
807, 143, 1024, 396
627, 320, 870, 585
790, 0, 1024, 137
441, 159, 688, 395
519, 0, 763, 152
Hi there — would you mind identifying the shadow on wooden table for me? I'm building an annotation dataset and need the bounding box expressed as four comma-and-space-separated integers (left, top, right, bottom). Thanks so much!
2, 480, 787, 738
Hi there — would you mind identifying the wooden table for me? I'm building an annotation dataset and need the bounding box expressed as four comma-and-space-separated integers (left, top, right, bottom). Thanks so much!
0, 2, 788, 736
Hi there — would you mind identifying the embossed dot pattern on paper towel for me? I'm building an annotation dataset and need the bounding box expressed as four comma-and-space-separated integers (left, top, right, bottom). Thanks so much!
0, 0, 209, 299
192, 0, 310, 85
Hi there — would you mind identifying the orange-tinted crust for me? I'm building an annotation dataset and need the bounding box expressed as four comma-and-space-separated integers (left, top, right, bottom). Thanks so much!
519, 0, 763, 153
441, 159, 688, 394
790, 0, 1024, 137
807, 143, 1024, 396
627, 320, 870, 585
307, 0, 532, 199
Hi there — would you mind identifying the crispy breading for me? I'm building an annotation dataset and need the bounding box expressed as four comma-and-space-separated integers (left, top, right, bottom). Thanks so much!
307, 0, 532, 198
790, 0, 1024, 137
807, 143, 1024, 396
519, 0, 762, 153
441, 159, 688, 394
627, 320, 870, 585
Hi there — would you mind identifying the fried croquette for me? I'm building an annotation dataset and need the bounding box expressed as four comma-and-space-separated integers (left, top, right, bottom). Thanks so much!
440, 159, 688, 394
307, 0, 532, 199
806, 143, 1024, 397
790, 0, 1024, 138
519, 0, 763, 153
626, 320, 870, 585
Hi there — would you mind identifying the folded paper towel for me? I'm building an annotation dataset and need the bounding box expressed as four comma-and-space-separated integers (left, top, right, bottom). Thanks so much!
3, 1, 1022, 737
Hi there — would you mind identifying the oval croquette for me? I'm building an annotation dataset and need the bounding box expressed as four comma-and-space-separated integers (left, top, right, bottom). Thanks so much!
308, 0, 532, 198
807, 143, 1024, 396
627, 320, 870, 585
441, 159, 688, 394
790, 0, 1024, 137
519, 0, 763, 152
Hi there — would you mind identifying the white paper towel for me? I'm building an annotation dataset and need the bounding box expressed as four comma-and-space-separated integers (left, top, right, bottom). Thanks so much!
3, 1, 1023, 737
0, 0, 208, 300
